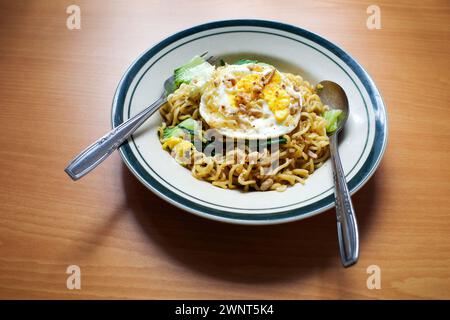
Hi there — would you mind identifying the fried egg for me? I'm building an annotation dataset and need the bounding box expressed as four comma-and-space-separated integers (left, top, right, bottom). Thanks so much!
199, 63, 303, 139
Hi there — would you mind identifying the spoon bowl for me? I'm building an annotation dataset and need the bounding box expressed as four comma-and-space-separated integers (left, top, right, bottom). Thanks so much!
318, 80, 349, 135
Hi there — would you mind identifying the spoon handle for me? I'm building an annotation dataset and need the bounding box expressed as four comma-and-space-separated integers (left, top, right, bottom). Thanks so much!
65, 95, 166, 180
330, 135, 359, 267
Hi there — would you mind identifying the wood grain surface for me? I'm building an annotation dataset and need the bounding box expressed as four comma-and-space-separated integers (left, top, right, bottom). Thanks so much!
0, 0, 449, 299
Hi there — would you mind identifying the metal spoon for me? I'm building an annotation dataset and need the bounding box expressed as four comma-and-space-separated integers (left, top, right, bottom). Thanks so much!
318, 80, 359, 267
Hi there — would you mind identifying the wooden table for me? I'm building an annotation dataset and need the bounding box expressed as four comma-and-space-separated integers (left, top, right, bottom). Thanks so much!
0, 0, 449, 299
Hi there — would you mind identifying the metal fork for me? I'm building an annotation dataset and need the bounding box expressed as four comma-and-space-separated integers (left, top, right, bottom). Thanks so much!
65, 52, 215, 180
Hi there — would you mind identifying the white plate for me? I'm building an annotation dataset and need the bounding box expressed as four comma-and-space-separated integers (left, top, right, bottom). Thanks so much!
112, 20, 388, 225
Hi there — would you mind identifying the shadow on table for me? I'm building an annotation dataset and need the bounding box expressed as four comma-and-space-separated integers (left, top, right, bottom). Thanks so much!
122, 164, 381, 284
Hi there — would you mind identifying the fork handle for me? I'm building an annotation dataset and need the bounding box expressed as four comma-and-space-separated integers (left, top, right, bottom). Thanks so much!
330, 135, 359, 267
65, 95, 166, 180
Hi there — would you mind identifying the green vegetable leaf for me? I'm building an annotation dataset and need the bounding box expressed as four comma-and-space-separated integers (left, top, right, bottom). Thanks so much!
163, 118, 196, 139
324, 109, 343, 133
257, 137, 287, 148
174, 55, 213, 88
233, 59, 259, 65
162, 126, 185, 140
163, 118, 205, 145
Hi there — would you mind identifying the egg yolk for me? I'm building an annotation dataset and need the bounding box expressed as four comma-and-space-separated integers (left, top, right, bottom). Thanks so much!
262, 72, 291, 122
236, 74, 262, 98
162, 137, 183, 150
227, 70, 292, 123
227, 73, 263, 110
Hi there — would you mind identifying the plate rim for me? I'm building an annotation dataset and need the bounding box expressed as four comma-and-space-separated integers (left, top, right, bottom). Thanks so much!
111, 19, 388, 225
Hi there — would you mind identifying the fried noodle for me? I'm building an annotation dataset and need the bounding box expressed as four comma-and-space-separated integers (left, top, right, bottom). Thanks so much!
158, 73, 330, 192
